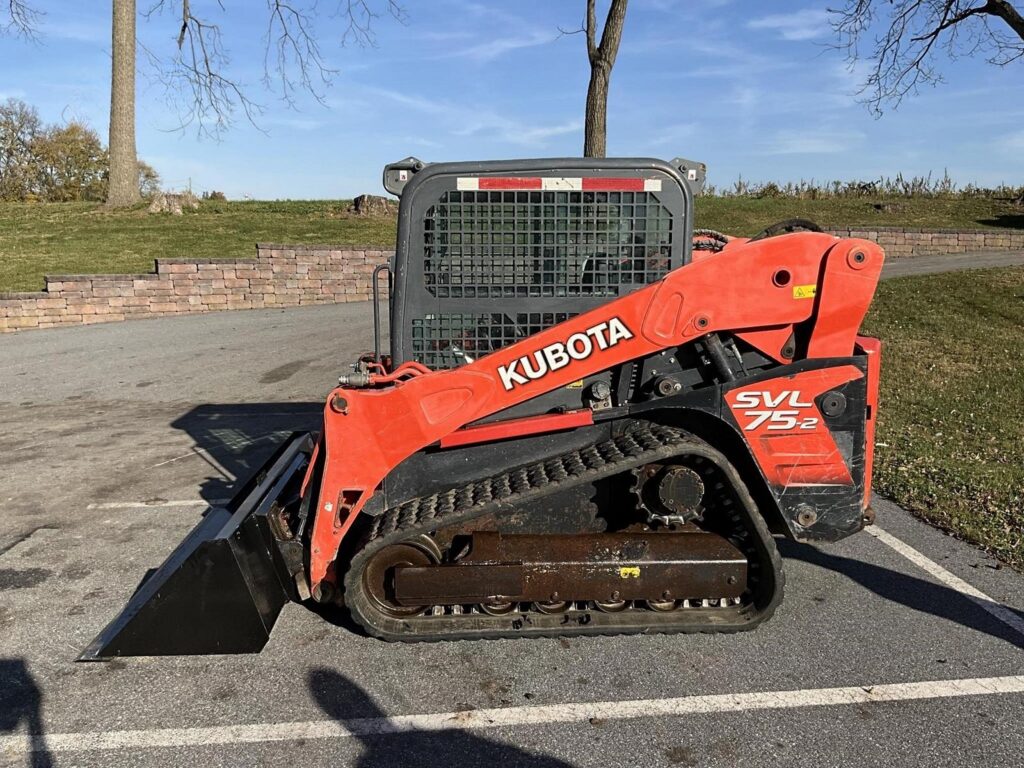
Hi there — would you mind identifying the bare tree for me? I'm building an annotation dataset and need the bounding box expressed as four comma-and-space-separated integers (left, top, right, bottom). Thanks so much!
4, 1, 403, 205
146, 0, 406, 138
5, 0, 141, 206
108, 0, 140, 207
567, 0, 629, 158
833, 1, 1024, 115
1, 0, 41, 37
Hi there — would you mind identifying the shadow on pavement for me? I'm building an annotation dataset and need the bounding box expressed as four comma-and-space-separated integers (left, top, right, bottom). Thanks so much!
309, 668, 571, 768
783, 540, 1024, 649
170, 403, 323, 503
0, 658, 54, 767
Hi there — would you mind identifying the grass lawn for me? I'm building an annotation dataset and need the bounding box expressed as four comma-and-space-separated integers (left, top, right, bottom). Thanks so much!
2, 195, 1023, 292
863, 265, 1024, 568
0, 200, 396, 293
697, 195, 1023, 235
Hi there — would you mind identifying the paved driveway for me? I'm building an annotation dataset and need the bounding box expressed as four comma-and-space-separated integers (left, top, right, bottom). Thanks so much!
879, 249, 1024, 278
1, 254, 1023, 767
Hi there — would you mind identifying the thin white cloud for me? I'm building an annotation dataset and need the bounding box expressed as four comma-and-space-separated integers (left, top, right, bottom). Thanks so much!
450, 0, 535, 27
431, 0, 554, 62
1002, 130, 1024, 150
647, 122, 698, 147
411, 30, 477, 43
449, 112, 582, 146
43, 19, 107, 44
763, 129, 864, 155
443, 31, 554, 62
648, 0, 734, 12
499, 119, 582, 144
401, 135, 443, 149
669, 38, 792, 80
727, 86, 758, 110
264, 116, 327, 132
364, 88, 444, 115
748, 9, 831, 42
364, 86, 580, 147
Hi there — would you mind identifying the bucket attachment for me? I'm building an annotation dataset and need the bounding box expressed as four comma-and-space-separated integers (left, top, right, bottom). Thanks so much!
79, 433, 316, 660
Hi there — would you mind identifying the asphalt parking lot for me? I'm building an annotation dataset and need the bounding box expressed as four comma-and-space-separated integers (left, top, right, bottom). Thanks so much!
2, 256, 1024, 767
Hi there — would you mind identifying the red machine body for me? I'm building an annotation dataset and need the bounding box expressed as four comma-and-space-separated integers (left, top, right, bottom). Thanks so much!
82, 157, 884, 658
309, 232, 882, 596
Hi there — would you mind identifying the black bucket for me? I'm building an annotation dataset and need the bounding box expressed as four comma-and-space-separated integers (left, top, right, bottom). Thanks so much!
79, 433, 315, 660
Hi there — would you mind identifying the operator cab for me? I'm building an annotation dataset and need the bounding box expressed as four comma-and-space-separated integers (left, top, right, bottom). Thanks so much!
375, 157, 705, 371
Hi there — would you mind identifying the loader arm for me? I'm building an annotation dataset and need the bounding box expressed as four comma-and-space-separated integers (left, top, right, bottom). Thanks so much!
309, 232, 883, 594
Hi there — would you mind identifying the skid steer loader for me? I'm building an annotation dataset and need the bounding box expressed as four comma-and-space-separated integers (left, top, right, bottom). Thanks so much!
81, 156, 883, 658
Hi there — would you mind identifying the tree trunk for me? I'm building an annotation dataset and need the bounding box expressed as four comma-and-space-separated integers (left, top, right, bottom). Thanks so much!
106, 0, 139, 207
583, 64, 610, 158
582, 0, 628, 159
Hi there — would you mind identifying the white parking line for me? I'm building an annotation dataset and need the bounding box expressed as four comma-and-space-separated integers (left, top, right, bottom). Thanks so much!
148, 448, 214, 468
867, 525, 1024, 640
85, 500, 228, 510
2, 675, 1022, 755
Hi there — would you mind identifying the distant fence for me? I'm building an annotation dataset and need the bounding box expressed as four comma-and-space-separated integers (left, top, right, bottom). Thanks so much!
2, 228, 1023, 333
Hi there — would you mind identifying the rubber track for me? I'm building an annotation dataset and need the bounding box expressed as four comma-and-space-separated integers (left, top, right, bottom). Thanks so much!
343, 423, 784, 642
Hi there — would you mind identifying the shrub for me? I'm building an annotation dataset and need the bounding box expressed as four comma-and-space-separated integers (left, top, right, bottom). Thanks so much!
0, 97, 161, 202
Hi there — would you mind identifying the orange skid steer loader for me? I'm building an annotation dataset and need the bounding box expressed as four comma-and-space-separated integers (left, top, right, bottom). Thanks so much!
81, 157, 883, 658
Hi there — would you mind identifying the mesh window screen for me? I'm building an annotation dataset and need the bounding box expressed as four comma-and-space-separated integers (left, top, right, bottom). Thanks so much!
423, 190, 673, 299
411, 312, 577, 369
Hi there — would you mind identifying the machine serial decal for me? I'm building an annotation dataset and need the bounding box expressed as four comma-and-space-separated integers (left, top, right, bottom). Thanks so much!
497, 317, 635, 391
731, 391, 820, 431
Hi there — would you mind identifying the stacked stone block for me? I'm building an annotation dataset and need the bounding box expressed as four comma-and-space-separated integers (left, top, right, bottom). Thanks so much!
827, 227, 1024, 257
3, 230, 1023, 333
1, 245, 392, 332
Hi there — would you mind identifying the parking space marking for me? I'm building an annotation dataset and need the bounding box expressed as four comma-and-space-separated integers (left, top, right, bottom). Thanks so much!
3, 675, 1024, 755
868, 525, 1024, 640
147, 432, 290, 470
148, 448, 215, 468
86, 500, 228, 510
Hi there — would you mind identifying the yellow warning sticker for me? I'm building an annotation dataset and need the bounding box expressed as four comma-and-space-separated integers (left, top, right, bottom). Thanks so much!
565, 379, 584, 389
793, 284, 817, 299
619, 566, 640, 579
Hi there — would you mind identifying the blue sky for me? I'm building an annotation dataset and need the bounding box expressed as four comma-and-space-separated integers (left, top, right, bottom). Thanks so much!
2, 0, 1022, 198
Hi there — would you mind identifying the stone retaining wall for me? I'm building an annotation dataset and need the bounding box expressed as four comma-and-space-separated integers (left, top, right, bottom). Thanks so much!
1, 244, 393, 333
2, 227, 1023, 333
827, 226, 1024, 256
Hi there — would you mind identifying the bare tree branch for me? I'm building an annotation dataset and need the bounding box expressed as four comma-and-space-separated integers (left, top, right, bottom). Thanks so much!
265, 1, 335, 107
138, 0, 260, 138
910, 3, 989, 42
339, 0, 406, 46
1, 0, 43, 39
832, 1, 1024, 115
7, 1, 404, 137
556, 20, 586, 39
138, 1, 403, 137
